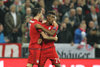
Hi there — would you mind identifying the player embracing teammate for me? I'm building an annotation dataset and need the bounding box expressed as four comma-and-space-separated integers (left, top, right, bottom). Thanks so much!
27, 8, 61, 67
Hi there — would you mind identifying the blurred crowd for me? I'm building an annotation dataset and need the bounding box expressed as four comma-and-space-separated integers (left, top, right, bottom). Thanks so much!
0, 0, 100, 49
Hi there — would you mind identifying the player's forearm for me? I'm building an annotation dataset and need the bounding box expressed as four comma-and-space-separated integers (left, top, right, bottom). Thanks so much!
45, 36, 56, 41
41, 32, 56, 41
41, 27, 55, 36
35, 24, 55, 35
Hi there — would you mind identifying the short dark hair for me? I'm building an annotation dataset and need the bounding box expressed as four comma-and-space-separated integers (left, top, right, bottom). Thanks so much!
32, 8, 42, 17
47, 11, 56, 16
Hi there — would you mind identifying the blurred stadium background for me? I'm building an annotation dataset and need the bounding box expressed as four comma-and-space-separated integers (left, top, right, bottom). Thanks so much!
0, 0, 100, 67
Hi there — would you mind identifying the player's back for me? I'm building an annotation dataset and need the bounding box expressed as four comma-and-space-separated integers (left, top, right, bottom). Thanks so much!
29, 19, 41, 48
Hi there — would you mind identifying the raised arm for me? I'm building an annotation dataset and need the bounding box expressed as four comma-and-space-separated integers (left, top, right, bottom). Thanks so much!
40, 32, 58, 41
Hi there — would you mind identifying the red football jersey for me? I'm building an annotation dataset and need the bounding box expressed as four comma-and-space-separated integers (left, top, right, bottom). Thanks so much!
41, 23, 58, 49
29, 19, 42, 48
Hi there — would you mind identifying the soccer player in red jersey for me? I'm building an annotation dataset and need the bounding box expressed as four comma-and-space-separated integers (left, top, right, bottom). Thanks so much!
27, 8, 59, 67
39, 12, 61, 67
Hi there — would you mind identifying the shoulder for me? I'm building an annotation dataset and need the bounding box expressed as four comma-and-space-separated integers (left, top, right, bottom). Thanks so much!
52, 25, 58, 31
0, 32, 4, 36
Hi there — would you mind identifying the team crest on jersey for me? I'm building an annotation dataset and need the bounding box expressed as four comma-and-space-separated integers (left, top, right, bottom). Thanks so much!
53, 27, 56, 30
30, 20, 35, 23
48, 27, 51, 30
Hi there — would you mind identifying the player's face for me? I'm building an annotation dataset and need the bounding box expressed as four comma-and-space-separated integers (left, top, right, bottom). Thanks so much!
47, 14, 55, 24
39, 10, 43, 18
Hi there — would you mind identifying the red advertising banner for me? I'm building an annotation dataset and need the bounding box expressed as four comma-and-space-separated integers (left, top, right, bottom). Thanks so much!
0, 59, 100, 67
0, 43, 21, 57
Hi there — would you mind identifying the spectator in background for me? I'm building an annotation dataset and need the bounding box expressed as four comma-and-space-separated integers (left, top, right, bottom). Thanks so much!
52, 0, 59, 12
86, 21, 100, 58
76, 0, 85, 7
95, 0, 100, 13
21, 7, 32, 43
58, 0, 71, 21
22, 16, 30, 43
4, 0, 14, 8
38, 0, 45, 8
44, 0, 54, 13
74, 7, 85, 30
5, 4, 21, 43
85, 5, 100, 28
63, 9, 76, 27
51, 0, 60, 22
25, 7, 32, 17
21, 0, 34, 15
57, 17, 73, 43
76, 0, 86, 14
86, 21, 98, 46
13, 0, 22, 12
22, 7, 32, 23
71, 0, 77, 5
76, 7, 84, 23
0, 0, 9, 26
0, 23, 9, 43
74, 20, 87, 45
30, 0, 41, 8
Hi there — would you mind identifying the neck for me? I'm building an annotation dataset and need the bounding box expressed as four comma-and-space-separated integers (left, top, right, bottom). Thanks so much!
46, 21, 50, 26
34, 16, 40, 21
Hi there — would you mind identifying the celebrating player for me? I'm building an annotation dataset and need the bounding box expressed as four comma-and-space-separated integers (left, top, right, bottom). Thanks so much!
27, 8, 59, 67
39, 11, 61, 67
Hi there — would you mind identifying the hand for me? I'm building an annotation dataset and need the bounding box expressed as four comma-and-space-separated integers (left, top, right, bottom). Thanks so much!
71, 42, 74, 46
94, 43, 98, 48
54, 35, 58, 41
93, 18, 97, 21
90, 30, 97, 35
37, 38, 42, 44
71, 21, 74, 26
13, 28, 18, 32
5, 39, 10, 43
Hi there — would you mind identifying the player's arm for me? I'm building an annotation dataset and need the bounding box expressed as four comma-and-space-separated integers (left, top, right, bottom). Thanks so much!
40, 32, 58, 41
35, 21, 58, 36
